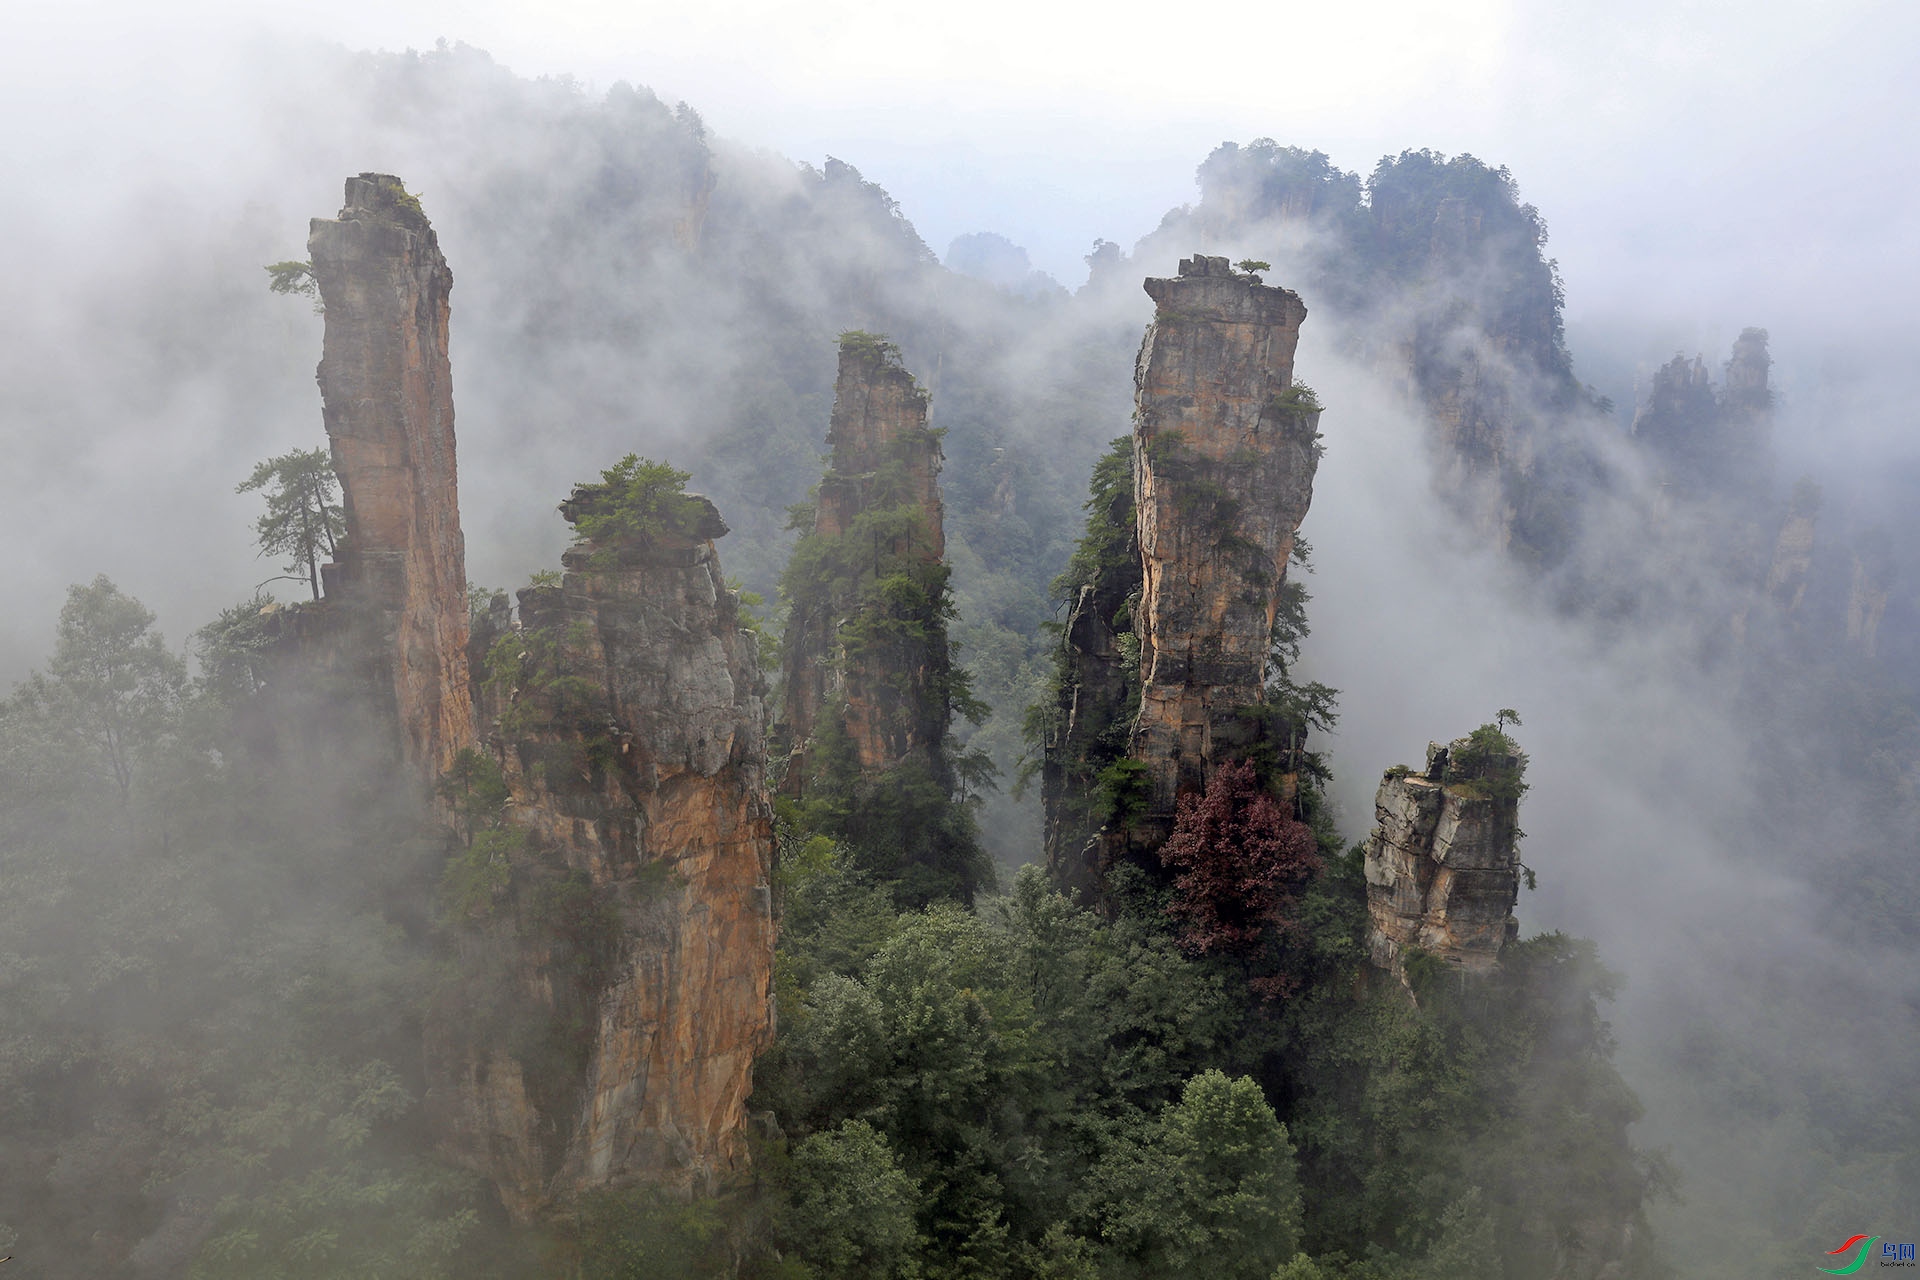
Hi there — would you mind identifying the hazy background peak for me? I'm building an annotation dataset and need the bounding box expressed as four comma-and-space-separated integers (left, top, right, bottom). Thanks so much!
14, 1, 1915, 303
5, 0, 1914, 666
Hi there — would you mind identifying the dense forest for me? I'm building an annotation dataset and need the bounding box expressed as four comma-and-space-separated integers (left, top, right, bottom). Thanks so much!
1, 40, 1915, 1280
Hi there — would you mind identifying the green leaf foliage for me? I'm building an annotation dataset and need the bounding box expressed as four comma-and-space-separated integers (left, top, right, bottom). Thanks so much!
569, 453, 706, 557
0, 580, 502, 1277
264, 258, 322, 312
237, 448, 345, 600
1081, 1069, 1302, 1280
1441, 722, 1528, 802
759, 868, 1235, 1276
785, 1121, 926, 1279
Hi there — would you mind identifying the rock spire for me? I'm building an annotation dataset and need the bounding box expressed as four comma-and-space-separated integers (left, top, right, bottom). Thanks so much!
1043, 255, 1323, 894
1130, 256, 1318, 822
1363, 736, 1524, 979
777, 333, 987, 902
782, 334, 949, 771
309, 172, 474, 782
435, 475, 775, 1219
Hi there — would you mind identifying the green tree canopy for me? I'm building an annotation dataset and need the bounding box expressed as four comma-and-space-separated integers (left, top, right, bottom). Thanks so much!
238, 448, 345, 600
264, 258, 321, 312
569, 454, 706, 556
1084, 1068, 1303, 1280
785, 1120, 926, 1279
6, 575, 186, 810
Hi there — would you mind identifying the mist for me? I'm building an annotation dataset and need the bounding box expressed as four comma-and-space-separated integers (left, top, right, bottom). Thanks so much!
1292, 328, 1920, 1262
3, 9, 1917, 1276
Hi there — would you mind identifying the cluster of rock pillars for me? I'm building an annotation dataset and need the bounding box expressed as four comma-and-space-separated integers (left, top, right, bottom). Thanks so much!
289, 176, 1525, 1214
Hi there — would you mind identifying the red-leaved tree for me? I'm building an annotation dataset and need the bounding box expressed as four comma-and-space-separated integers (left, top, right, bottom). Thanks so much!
1158, 759, 1321, 962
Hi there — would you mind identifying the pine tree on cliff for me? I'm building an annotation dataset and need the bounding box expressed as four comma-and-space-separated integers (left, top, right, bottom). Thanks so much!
237, 448, 345, 601
778, 332, 992, 906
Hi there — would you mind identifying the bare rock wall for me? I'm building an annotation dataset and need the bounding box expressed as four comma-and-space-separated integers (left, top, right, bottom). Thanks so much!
309, 173, 474, 783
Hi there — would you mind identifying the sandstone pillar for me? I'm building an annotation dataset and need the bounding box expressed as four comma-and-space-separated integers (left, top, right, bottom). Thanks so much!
309, 172, 474, 782
1128, 255, 1318, 828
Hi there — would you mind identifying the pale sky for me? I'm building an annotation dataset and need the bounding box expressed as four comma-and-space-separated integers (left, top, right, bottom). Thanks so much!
3, 0, 1915, 673
12, 0, 1915, 323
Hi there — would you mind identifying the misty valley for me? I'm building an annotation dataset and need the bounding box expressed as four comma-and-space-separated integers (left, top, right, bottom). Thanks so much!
2, 43, 1916, 1280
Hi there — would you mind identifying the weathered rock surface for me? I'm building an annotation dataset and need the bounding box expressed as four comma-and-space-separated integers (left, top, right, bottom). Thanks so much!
1042, 256, 1322, 896
782, 335, 950, 778
432, 489, 775, 1220
1364, 740, 1522, 978
1128, 256, 1318, 833
1040, 576, 1137, 898
288, 175, 775, 1217
813, 340, 945, 559
1846, 543, 1892, 658
309, 173, 474, 782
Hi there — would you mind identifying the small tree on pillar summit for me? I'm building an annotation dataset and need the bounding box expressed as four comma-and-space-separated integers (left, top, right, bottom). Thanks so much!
238, 448, 345, 600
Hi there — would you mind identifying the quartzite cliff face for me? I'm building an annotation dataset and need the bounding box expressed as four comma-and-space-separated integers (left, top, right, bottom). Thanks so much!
1363, 738, 1523, 978
309, 173, 475, 782
437, 488, 775, 1221
781, 336, 952, 780
1131, 257, 1317, 816
297, 175, 773, 1220
775, 334, 990, 902
1037, 452, 1138, 899
1045, 256, 1321, 892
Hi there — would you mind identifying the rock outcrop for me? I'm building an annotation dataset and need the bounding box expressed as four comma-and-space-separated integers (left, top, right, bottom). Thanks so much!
777, 334, 987, 902
1128, 258, 1318, 835
309, 173, 474, 782
1038, 459, 1139, 899
433, 481, 775, 1220
1631, 329, 1773, 501
1762, 480, 1821, 615
781, 334, 948, 775
1044, 256, 1322, 893
1364, 738, 1524, 979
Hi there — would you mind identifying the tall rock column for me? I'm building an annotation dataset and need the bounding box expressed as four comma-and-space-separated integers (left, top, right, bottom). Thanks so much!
309, 172, 474, 781
777, 334, 987, 903
815, 337, 945, 558
436, 480, 775, 1219
782, 334, 948, 772
1127, 255, 1318, 838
